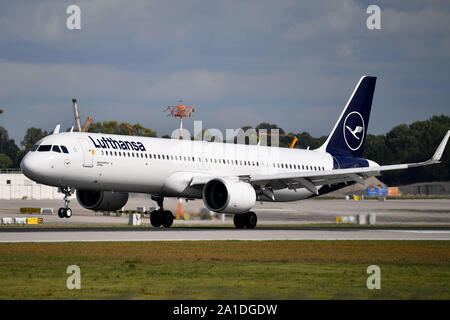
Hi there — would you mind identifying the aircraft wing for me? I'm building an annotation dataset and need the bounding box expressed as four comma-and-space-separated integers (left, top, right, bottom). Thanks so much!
250, 130, 450, 195
189, 130, 449, 195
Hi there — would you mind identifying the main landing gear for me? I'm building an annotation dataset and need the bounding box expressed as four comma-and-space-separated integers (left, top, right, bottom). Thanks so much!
58, 187, 73, 219
150, 196, 174, 228
233, 211, 257, 229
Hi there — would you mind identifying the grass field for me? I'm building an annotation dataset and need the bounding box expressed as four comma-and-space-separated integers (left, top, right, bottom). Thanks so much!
0, 241, 449, 299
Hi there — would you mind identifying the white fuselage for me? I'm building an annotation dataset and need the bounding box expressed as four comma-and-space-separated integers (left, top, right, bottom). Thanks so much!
21, 132, 334, 202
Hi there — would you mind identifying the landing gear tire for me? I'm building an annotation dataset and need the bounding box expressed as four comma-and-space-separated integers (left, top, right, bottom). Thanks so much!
58, 208, 65, 218
150, 210, 162, 227
233, 213, 246, 229
161, 210, 174, 228
245, 211, 257, 229
65, 208, 72, 218
233, 212, 257, 229
59, 187, 74, 219
58, 207, 72, 218
150, 196, 173, 228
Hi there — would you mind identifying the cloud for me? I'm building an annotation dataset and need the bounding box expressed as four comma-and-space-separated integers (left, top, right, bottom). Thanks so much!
0, 1, 449, 145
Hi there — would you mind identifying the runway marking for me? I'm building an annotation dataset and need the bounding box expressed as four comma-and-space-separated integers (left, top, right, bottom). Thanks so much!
0, 209, 17, 213
382, 230, 450, 234
254, 208, 297, 212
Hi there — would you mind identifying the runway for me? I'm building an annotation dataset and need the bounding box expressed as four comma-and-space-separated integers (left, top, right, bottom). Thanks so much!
1, 227, 450, 242
1, 198, 449, 242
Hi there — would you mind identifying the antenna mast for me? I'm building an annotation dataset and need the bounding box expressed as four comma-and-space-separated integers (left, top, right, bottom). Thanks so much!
165, 100, 195, 139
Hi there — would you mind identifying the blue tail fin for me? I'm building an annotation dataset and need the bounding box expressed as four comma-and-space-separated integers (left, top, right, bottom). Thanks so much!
318, 76, 377, 158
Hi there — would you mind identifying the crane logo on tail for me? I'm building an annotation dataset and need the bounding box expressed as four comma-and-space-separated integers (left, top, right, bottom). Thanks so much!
343, 111, 365, 151
346, 125, 363, 140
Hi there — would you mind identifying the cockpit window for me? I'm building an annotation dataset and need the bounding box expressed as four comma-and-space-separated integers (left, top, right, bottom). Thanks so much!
37, 145, 52, 152
52, 145, 61, 153
31, 144, 39, 152
60, 145, 69, 154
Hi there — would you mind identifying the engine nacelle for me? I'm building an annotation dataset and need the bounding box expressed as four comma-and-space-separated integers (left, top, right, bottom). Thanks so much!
76, 190, 129, 211
202, 178, 256, 213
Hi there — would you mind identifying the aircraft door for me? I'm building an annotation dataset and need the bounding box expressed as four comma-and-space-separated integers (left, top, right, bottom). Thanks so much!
78, 138, 94, 167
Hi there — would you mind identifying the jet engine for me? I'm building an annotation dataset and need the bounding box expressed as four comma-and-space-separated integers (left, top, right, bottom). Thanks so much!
202, 178, 256, 213
76, 190, 129, 211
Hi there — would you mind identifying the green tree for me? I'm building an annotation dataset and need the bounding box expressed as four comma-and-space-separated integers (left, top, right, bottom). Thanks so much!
0, 153, 13, 169
379, 115, 449, 185
0, 127, 19, 167
363, 134, 388, 164
88, 121, 157, 137
295, 132, 326, 150
21, 127, 50, 152
88, 121, 122, 134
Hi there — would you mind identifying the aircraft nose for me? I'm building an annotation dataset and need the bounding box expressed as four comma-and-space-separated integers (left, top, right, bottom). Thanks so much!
21, 153, 40, 180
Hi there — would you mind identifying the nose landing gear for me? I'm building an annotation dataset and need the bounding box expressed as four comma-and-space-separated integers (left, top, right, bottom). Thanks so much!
58, 187, 74, 219
150, 196, 174, 228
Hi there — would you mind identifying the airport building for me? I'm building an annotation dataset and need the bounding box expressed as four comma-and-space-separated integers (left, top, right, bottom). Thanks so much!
0, 169, 59, 200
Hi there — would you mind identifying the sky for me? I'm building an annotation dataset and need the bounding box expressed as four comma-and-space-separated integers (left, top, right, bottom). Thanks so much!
0, 0, 449, 147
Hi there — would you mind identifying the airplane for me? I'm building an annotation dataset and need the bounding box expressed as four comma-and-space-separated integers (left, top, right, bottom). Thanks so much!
20, 76, 450, 229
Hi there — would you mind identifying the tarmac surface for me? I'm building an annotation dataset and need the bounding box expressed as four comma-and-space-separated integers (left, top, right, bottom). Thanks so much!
0, 227, 450, 242
0, 197, 449, 242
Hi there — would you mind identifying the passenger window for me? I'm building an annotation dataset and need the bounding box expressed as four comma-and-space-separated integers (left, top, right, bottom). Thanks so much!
115, 151, 117, 156
37, 145, 52, 152
52, 145, 61, 153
